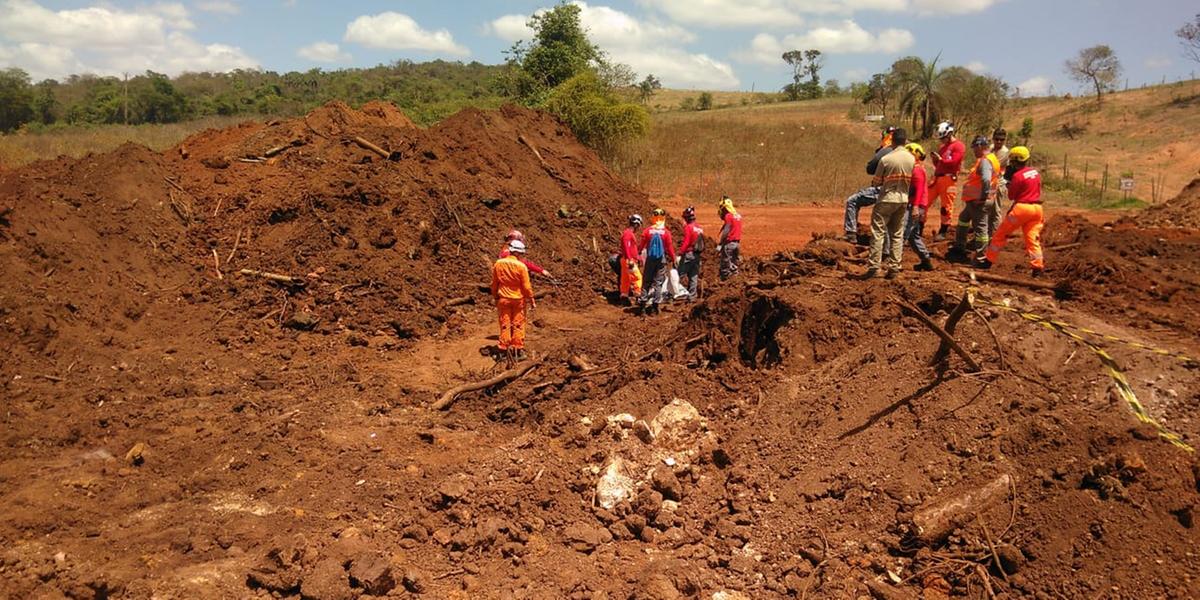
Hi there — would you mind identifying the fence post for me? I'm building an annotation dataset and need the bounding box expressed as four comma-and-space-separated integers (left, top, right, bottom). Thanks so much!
1063, 153, 1068, 180
1101, 164, 1109, 202
1083, 163, 1089, 187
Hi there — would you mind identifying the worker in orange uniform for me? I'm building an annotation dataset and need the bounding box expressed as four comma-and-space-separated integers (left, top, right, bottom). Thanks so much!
979, 146, 1045, 276
948, 136, 1001, 263
929, 121, 966, 241
619, 214, 643, 304
491, 239, 536, 361
499, 229, 552, 279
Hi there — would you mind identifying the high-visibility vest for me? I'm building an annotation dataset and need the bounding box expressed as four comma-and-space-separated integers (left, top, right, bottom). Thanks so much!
962, 153, 1001, 202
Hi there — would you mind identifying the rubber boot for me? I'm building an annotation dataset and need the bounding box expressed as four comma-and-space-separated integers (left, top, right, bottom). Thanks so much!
914, 258, 935, 272
934, 224, 949, 242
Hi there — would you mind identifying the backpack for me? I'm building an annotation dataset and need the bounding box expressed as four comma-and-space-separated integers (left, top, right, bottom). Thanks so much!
646, 229, 665, 261
692, 225, 706, 253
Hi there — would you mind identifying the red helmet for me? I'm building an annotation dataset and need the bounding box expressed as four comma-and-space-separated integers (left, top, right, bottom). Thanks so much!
505, 229, 525, 243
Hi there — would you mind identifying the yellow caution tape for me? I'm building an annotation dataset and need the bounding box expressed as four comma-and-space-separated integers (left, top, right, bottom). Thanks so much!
972, 293, 1194, 452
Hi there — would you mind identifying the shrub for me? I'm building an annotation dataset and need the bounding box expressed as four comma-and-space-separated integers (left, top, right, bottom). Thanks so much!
544, 71, 649, 160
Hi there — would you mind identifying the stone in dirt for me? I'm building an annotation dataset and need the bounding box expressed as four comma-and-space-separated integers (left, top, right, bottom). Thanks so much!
124, 442, 146, 466
301, 557, 354, 600
348, 552, 395, 595
284, 311, 320, 331
651, 465, 683, 501
563, 523, 613, 553
596, 457, 636, 510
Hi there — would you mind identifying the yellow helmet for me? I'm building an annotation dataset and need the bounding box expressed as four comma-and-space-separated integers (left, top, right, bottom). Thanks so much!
1010, 146, 1031, 162
718, 196, 737, 214
904, 142, 926, 160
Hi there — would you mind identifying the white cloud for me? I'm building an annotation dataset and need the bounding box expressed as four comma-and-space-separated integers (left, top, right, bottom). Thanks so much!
637, 0, 923, 28
486, 2, 738, 90
911, 0, 998, 16
344, 12, 469, 56
965, 60, 987, 73
1144, 56, 1171, 70
298, 41, 351, 63
843, 68, 869, 82
1017, 76, 1051, 96
735, 21, 914, 64
195, 1, 240, 15
0, 0, 256, 79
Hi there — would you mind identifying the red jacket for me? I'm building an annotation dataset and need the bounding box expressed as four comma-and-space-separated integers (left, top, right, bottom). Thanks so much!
720, 212, 742, 243
679, 221, 704, 254
909, 164, 929, 208
933, 139, 966, 177
620, 228, 639, 261
498, 248, 545, 275
639, 224, 676, 262
1008, 167, 1043, 204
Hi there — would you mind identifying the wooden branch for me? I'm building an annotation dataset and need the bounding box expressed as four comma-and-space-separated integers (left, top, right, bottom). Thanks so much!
211, 249, 223, 280
352, 136, 400, 161
930, 293, 974, 366
263, 139, 303, 158
237, 268, 305, 287
226, 228, 242, 264
894, 297, 981, 373
442, 296, 475, 308
962, 270, 1075, 299
1044, 242, 1081, 252
432, 359, 541, 410
518, 134, 545, 164
911, 474, 1012, 545
531, 364, 618, 393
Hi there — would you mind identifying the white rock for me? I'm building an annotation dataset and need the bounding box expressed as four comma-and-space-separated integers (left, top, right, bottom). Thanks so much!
712, 591, 750, 600
595, 457, 636, 510
608, 413, 636, 428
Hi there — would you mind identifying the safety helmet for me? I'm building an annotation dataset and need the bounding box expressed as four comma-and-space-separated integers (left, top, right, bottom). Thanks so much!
507, 239, 526, 254
905, 142, 926, 160
629, 214, 643, 227
718, 196, 736, 214
971, 135, 990, 148
885, 125, 897, 134
505, 229, 525, 243
1009, 146, 1031, 162
682, 206, 696, 222
936, 121, 955, 139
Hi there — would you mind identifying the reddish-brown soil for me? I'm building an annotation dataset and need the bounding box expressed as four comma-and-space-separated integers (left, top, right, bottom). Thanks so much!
1, 103, 1199, 600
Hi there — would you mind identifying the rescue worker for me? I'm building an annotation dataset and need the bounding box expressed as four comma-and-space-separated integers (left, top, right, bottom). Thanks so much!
676, 206, 704, 301
988, 128, 1011, 240
904, 142, 934, 272
490, 239, 536, 361
844, 127, 900, 243
639, 208, 676, 314
716, 196, 742, 280
499, 229, 552, 279
930, 121, 966, 241
948, 136, 1001, 263
979, 146, 1045, 276
865, 128, 914, 279
619, 214, 643, 304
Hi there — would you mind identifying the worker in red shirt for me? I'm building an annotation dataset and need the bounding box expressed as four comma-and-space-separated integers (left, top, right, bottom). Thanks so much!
716, 196, 742, 280
498, 230, 552, 279
929, 121, 966, 241
490, 240, 536, 361
619, 214, 643, 304
980, 146, 1045, 276
676, 206, 705, 301
638, 208, 676, 314
903, 143, 934, 272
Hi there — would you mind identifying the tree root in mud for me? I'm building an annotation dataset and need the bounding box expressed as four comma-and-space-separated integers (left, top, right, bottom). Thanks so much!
894, 297, 981, 372
432, 358, 542, 411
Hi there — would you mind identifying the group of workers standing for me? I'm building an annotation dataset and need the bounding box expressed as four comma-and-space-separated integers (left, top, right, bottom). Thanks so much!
488, 196, 745, 360
844, 121, 1045, 279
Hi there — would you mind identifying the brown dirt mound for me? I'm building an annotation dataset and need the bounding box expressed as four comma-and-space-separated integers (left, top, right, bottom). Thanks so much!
1133, 177, 1200, 229
2, 101, 1200, 599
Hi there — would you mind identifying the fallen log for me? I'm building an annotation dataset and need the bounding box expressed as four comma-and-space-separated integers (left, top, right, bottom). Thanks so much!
442, 296, 475, 308
531, 364, 618, 393
351, 136, 401, 161
962, 270, 1075, 300
432, 359, 542, 411
911, 473, 1013, 546
929, 293, 973, 367
894, 297, 981, 372
263, 139, 303, 157
238, 268, 305, 287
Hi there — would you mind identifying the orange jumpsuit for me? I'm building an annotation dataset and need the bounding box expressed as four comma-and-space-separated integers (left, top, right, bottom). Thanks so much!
984, 166, 1045, 269
490, 255, 534, 350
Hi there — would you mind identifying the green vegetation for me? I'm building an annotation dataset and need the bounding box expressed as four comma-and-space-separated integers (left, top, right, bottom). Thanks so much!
855, 56, 1008, 139
782, 50, 824, 101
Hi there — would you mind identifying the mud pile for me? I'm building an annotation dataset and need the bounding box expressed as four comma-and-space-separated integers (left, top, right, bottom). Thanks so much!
1133, 176, 1200, 229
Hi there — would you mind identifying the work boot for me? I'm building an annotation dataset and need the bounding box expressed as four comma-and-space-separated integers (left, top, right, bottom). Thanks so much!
843, 232, 857, 244
934, 224, 949, 241
945, 246, 968, 264
861, 268, 879, 279
974, 257, 993, 270
884, 269, 900, 280
1031, 267, 1044, 278
914, 258, 935, 272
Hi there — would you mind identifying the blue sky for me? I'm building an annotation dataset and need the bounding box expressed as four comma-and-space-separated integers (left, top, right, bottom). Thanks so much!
1, 0, 1196, 96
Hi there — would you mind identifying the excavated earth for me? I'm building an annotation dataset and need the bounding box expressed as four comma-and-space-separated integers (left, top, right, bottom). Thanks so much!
1, 102, 1199, 600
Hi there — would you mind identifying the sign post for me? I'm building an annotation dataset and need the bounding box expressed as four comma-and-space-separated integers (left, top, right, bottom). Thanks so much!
1119, 178, 1134, 201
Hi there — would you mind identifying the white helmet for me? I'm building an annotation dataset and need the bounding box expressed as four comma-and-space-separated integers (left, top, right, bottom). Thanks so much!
508, 239, 526, 254
936, 121, 955, 139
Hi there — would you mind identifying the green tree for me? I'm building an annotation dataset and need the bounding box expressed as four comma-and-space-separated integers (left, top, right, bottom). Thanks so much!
504, 2, 601, 103
134, 71, 188, 123
893, 55, 949, 138
544, 71, 648, 159
697, 91, 713, 111
33, 80, 59, 125
781, 49, 823, 100
0, 68, 35, 132
1018, 117, 1034, 144
823, 79, 842, 97
637, 74, 661, 104
1064, 45, 1122, 102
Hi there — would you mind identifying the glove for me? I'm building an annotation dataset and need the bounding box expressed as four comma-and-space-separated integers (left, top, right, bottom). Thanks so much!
541, 270, 552, 278
715, 245, 723, 253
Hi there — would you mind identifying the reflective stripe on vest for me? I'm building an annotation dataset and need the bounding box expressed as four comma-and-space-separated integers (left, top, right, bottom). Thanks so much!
962, 153, 1001, 202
